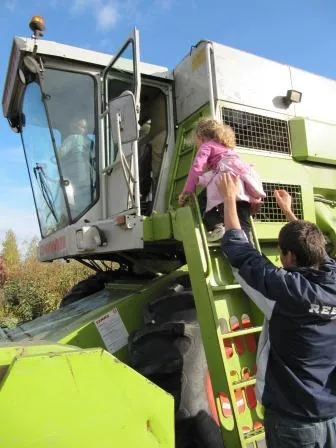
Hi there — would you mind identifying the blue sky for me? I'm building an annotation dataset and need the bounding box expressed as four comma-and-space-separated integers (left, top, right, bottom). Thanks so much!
1, 0, 336, 244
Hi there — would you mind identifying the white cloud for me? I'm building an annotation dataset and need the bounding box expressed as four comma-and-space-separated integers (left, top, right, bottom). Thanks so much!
96, 3, 119, 30
70, 0, 119, 31
4, 0, 16, 12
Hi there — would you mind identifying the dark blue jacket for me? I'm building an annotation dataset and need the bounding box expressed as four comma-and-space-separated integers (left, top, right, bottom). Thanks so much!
222, 228, 336, 420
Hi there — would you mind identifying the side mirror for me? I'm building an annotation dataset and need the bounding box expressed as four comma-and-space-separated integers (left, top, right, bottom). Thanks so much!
108, 90, 139, 144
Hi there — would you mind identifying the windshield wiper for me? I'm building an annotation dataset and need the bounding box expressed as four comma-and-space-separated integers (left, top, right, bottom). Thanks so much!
33, 163, 58, 223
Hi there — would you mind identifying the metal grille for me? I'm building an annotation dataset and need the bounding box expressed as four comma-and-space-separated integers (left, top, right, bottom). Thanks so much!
255, 183, 303, 222
221, 107, 290, 154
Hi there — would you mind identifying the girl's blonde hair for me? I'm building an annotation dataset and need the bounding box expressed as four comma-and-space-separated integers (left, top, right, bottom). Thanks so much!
195, 118, 236, 148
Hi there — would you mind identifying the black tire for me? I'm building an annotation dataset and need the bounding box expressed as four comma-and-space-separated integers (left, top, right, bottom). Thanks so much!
59, 272, 108, 308
129, 277, 224, 448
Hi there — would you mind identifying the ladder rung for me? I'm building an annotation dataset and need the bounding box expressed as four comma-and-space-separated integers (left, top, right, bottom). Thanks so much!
222, 326, 263, 340
243, 428, 265, 441
232, 377, 256, 389
180, 147, 194, 156
207, 242, 221, 248
212, 284, 241, 292
174, 174, 187, 182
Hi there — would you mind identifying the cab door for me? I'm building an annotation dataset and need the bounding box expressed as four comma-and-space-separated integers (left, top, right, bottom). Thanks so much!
101, 29, 141, 221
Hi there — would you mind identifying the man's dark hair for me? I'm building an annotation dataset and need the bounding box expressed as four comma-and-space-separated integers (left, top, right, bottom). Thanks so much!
278, 220, 326, 267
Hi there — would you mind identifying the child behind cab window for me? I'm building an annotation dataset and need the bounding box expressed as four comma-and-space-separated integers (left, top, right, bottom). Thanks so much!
178, 118, 265, 241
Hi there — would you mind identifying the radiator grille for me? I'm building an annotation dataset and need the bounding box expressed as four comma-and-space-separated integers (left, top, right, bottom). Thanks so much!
255, 183, 303, 222
221, 107, 291, 154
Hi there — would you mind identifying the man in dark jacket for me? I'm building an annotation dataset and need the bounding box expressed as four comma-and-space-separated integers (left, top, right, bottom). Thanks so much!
218, 173, 336, 448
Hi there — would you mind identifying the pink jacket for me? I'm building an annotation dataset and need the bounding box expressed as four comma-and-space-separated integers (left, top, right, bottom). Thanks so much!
183, 140, 266, 212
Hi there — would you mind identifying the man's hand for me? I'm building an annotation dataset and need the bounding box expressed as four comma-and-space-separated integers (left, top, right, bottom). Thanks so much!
217, 172, 240, 202
178, 192, 190, 206
274, 189, 297, 221
274, 189, 291, 213
217, 173, 241, 231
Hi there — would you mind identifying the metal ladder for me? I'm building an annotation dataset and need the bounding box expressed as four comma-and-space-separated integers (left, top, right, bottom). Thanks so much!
174, 199, 266, 448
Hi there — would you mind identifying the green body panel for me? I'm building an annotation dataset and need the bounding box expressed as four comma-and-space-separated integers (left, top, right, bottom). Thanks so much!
0, 345, 174, 448
315, 200, 336, 257
290, 117, 336, 165
143, 212, 173, 241
0, 343, 76, 366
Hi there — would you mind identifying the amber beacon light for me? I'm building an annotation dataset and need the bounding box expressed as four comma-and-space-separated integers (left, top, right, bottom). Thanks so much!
29, 15, 46, 37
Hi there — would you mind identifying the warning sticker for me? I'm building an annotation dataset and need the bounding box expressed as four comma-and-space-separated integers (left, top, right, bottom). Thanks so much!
95, 308, 129, 354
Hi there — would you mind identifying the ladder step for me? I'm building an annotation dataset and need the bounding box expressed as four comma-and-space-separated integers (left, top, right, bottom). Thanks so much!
212, 284, 241, 292
232, 376, 256, 389
174, 174, 187, 182
180, 147, 194, 156
207, 241, 221, 248
222, 326, 263, 340
243, 427, 265, 442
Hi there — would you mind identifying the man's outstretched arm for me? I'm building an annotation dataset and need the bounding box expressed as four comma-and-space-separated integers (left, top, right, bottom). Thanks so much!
273, 189, 298, 222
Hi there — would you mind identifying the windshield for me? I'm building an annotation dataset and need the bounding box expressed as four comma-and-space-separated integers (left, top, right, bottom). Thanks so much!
21, 69, 97, 237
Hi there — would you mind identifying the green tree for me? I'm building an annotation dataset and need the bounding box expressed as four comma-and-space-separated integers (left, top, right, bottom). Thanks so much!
1, 230, 20, 269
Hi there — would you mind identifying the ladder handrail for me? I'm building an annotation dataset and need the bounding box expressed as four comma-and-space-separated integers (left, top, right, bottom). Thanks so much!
190, 192, 213, 278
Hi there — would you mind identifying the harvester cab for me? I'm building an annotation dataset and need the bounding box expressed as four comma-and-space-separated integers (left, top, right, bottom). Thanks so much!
3, 20, 174, 266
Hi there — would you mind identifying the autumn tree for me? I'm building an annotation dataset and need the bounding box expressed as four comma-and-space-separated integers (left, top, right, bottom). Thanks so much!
1, 230, 20, 270
0, 232, 92, 327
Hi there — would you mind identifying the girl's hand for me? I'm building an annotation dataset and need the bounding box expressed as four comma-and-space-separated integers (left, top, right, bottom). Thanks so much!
250, 202, 262, 215
178, 192, 190, 206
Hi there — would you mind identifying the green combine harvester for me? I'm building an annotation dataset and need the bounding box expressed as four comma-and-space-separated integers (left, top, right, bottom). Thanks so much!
2, 15, 336, 448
